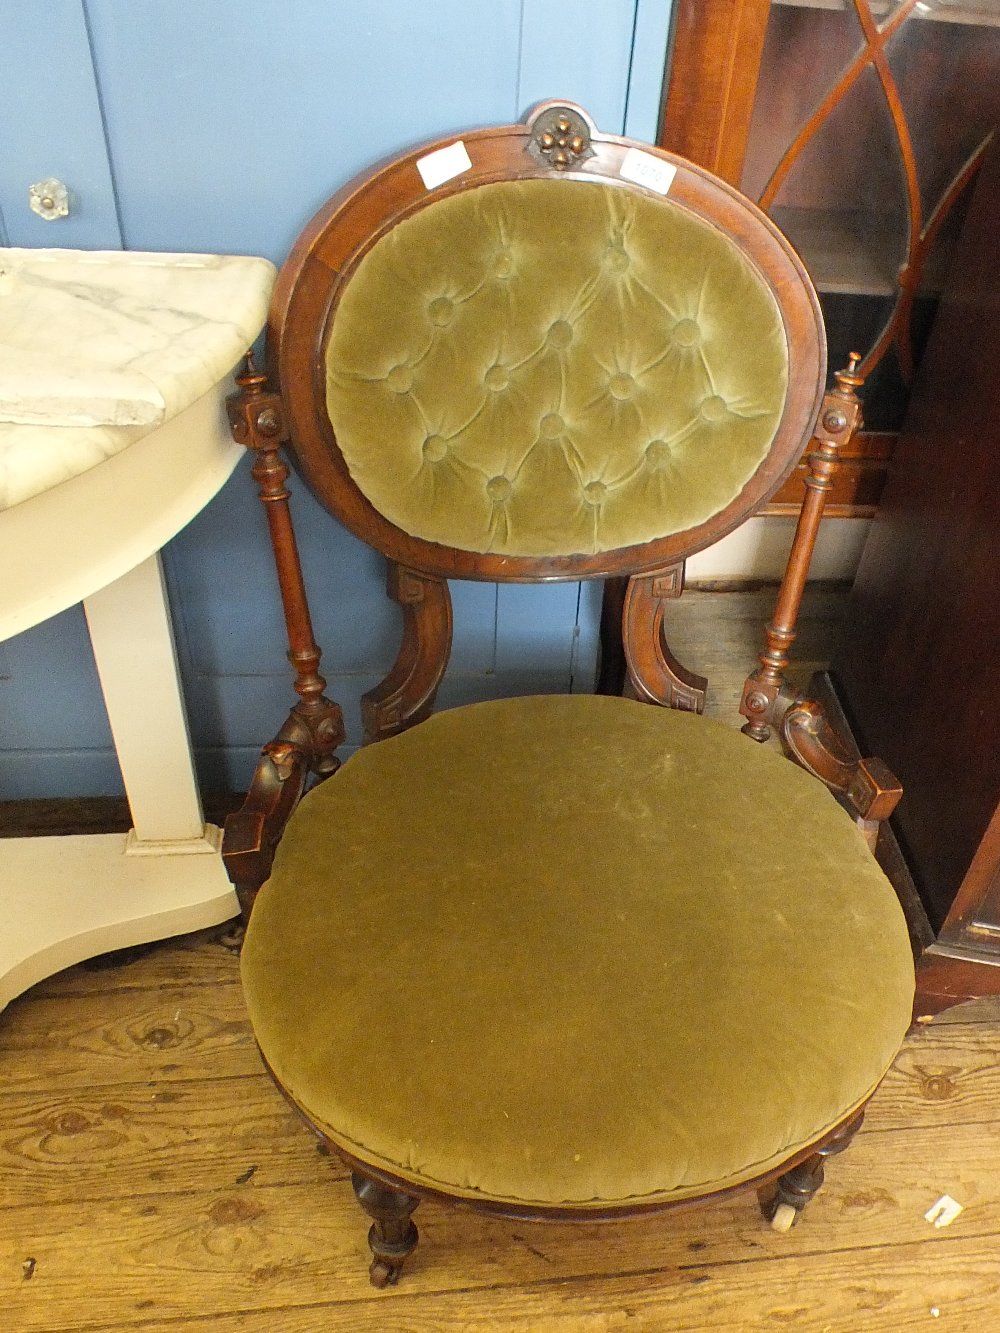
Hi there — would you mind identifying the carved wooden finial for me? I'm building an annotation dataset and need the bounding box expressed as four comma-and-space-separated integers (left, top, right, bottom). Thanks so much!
820, 355, 864, 437
235, 350, 268, 393
835, 351, 863, 392
526, 103, 595, 171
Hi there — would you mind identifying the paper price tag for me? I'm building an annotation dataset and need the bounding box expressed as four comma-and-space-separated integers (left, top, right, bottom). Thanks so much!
925, 1195, 963, 1229
416, 141, 473, 191
619, 147, 677, 196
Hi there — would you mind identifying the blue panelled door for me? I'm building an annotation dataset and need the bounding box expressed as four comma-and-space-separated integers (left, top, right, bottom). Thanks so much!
0, 0, 672, 797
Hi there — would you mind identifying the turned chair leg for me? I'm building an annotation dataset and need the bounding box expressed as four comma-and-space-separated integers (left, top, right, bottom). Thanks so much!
351, 1170, 420, 1287
759, 1111, 864, 1232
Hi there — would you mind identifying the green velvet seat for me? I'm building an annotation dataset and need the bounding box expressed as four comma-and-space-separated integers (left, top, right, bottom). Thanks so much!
242, 694, 914, 1210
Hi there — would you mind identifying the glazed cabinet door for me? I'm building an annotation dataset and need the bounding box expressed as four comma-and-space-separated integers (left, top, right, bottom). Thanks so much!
661, 0, 1000, 514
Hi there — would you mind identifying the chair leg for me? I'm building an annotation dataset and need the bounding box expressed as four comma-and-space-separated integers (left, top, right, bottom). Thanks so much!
759, 1111, 864, 1232
351, 1170, 420, 1287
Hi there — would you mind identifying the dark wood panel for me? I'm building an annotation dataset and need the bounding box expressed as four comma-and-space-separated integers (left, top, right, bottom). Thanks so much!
832, 139, 1000, 931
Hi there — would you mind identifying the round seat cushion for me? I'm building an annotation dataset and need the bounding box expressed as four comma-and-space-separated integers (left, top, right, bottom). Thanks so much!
241, 695, 914, 1210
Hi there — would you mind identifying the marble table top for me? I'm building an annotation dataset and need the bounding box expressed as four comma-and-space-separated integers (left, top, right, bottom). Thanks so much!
0, 249, 275, 512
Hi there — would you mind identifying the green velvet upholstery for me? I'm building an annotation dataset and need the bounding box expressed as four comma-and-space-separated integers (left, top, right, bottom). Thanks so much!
325, 179, 789, 557
242, 695, 914, 1209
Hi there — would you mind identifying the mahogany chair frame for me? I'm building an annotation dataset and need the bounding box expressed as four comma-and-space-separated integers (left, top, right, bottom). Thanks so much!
222, 103, 906, 1286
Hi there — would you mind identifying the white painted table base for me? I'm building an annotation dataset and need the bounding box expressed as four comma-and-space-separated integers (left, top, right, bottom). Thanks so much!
0, 449, 240, 1013
1, 249, 275, 1012
2, 646, 234, 1009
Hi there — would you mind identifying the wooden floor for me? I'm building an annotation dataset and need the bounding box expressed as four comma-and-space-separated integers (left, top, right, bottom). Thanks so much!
2, 930, 1000, 1331
3, 588, 999, 1329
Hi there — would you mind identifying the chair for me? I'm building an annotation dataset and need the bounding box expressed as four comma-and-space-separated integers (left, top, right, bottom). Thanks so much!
222, 102, 914, 1287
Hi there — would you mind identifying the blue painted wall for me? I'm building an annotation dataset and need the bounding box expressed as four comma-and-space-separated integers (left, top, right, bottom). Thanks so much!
0, 0, 673, 798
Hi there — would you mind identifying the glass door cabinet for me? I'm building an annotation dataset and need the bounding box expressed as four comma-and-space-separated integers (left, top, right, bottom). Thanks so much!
661, 0, 1000, 514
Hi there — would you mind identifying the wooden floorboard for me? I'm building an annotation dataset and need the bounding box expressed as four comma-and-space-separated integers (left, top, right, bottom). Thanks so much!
4, 588, 999, 1329
2, 930, 999, 1330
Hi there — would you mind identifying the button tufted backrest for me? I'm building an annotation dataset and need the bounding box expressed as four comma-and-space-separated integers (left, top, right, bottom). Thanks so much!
273, 107, 826, 582
325, 178, 788, 559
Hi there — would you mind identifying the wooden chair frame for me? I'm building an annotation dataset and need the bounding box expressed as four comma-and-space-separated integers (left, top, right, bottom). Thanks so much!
222, 102, 906, 1285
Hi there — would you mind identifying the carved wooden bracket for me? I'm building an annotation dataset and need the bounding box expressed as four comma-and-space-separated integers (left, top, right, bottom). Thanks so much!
780, 698, 902, 835
362, 563, 453, 744
222, 737, 310, 923
623, 562, 707, 713
222, 704, 349, 924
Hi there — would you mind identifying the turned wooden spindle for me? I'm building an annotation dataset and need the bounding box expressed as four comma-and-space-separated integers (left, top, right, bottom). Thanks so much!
221, 356, 347, 922
737, 356, 901, 838
226, 355, 345, 776
740, 354, 864, 742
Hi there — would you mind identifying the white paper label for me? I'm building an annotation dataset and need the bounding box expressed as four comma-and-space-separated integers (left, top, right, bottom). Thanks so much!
925, 1195, 963, 1228
619, 147, 676, 196
416, 140, 473, 191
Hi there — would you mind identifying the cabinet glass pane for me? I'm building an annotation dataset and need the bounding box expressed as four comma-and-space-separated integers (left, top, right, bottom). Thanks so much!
741, 2, 867, 204
918, 0, 1000, 27
768, 63, 910, 299
740, 0, 1000, 430
886, 9, 1000, 219
769, 0, 997, 18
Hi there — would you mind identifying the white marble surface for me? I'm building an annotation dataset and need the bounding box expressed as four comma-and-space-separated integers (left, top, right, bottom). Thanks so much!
0, 248, 275, 511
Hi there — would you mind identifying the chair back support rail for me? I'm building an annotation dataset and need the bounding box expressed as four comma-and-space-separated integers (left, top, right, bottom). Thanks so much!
223, 101, 901, 918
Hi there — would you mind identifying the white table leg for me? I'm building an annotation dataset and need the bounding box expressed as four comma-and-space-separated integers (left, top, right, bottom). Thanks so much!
0, 554, 238, 1014
83, 552, 209, 849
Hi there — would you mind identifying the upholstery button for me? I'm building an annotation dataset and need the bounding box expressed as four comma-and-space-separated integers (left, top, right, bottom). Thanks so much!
486, 475, 513, 502
422, 434, 448, 462
583, 480, 607, 505
493, 252, 514, 278
700, 395, 729, 422
645, 439, 671, 468
546, 320, 573, 349
428, 297, 455, 327
605, 244, 630, 274
386, 365, 414, 394
609, 373, 635, 400
484, 365, 509, 391
539, 412, 564, 439
672, 318, 701, 348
